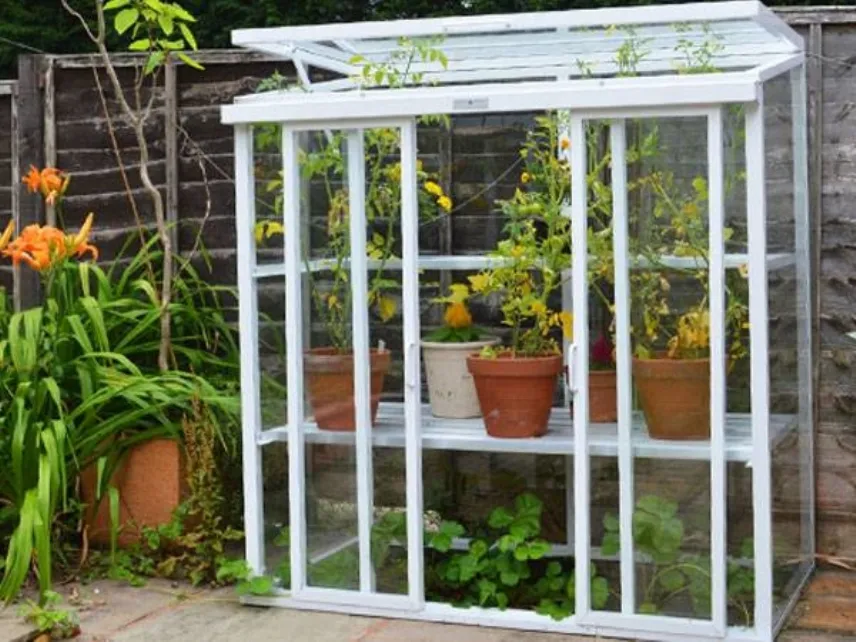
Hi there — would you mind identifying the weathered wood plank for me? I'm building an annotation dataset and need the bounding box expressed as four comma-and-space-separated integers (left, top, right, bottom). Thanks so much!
16, 55, 44, 309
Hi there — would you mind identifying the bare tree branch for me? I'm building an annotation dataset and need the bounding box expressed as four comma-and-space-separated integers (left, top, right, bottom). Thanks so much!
62, 0, 174, 371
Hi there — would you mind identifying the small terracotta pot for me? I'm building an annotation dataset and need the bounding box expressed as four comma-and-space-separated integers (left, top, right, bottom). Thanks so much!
421, 338, 499, 419
305, 347, 391, 431
467, 353, 562, 438
633, 357, 710, 440
80, 438, 185, 547
589, 369, 618, 423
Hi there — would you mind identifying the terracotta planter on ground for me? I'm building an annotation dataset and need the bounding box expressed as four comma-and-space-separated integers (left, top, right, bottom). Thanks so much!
589, 370, 618, 423
81, 438, 185, 547
421, 338, 499, 419
467, 353, 562, 438
305, 347, 391, 431
633, 357, 710, 440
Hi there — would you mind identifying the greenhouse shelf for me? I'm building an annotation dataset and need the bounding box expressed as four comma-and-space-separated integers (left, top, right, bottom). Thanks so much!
257, 402, 796, 462
251, 252, 795, 279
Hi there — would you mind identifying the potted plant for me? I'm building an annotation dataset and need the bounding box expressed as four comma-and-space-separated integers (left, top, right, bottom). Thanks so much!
421, 283, 498, 418
465, 115, 573, 438
630, 173, 749, 440
588, 334, 617, 423
259, 140, 450, 431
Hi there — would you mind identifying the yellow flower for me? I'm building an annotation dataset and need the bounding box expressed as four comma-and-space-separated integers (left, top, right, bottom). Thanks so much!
530, 300, 547, 316
560, 311, 573, 339
468, 273, 490, 293
377, 296, 397, 322
327, 294, 338, 309
560, 136, 571, 150
444, 301, 472, 329
424, 181, 443, 197
738, 263, 749, 279
437, 195, 452, 212
446, 283, 469, 304
254, 220, 284, 243
521, 172, 531, 184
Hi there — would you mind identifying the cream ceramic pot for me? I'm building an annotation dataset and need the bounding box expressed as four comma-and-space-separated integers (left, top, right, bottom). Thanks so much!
421, 338, 499, 419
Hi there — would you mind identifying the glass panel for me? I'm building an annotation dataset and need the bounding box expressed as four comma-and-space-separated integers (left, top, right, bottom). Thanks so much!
363, 124, 409, 596
423, 453, 576, 619
764, 70, 812, 623
263, 441, 291, 588
300, 128, 360, 590
628, 115, 712, 620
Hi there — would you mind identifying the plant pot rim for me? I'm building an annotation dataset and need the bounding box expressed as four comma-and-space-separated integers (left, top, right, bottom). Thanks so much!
420, 337, 499, 350
306, 346, 389, 356
632, 355, 710, 365
467, 352, 562, 363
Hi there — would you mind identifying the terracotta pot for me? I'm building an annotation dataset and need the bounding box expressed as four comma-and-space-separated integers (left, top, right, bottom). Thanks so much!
80, 438, 185, 547
305, 347, 391, 431
421, 338, 499, 419
633, 357, 710, 440
589, 369, 618, 423
467, 353, 562, 438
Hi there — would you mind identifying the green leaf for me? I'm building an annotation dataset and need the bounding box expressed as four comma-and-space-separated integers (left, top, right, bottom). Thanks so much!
178, 22, 197, 50
600, 533, 621, 557
603, 513, 619, 532
527, 540, 550, 559
158, 14, 174, 35
639, 602, 659, 615
591, 576, 609, 609
168, 3, 196, 22
177, 52, 204, 70
499, 566, 520, 586
144, 50, 166, 75
104, 0, 131, 9
658, 568, 686, 592
129, 38, 152, 52
488, 507, 514, 529
114, 8, 139, 35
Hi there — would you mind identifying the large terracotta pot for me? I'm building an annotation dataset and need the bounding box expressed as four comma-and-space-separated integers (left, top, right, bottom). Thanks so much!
467, 353, 562, 438
589, 370, 618, 423
305, 347, 391, 431
421, 338, 499, 419
80, 438, 185, 547
633, 357, 710, 440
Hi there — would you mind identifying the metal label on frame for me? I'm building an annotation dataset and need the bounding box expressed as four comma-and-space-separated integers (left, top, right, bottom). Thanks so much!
453, 97, 490, 110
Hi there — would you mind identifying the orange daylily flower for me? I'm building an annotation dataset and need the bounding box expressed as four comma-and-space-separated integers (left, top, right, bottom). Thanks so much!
0, 220, 14, 252
23, 166, 41, 193
3, 214, 98, 271
69, 213, 98, 260
22, 166, 71, 206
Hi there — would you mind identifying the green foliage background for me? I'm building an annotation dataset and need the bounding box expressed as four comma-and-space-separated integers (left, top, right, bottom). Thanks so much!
0, 0, 845, 77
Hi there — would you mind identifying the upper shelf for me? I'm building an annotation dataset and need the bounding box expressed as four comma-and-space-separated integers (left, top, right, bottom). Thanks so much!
252, 252, 795, 279
258, 402, 797, 463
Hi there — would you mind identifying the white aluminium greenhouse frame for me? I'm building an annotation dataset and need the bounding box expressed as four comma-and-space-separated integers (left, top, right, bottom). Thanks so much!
222, 3, 813, 641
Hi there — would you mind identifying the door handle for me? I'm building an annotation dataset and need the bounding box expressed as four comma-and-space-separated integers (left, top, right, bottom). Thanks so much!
565, 344, 577, 393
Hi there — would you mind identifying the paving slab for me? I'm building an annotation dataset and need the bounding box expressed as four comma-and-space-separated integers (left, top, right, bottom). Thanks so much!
0, 605, 35, 642
3, 571, 855, 642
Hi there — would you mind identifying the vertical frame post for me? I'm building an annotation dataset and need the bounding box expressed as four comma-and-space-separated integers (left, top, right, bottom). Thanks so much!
610, 119, 635, 615
570, 114, 591, 618
791, 63, 815, 567
746, 98, 773, 637
235, 124, 265, 575
707, 107, 728, 635
284, 126, 308, 593
401, 120, 425, 608
346, 129, 375, 593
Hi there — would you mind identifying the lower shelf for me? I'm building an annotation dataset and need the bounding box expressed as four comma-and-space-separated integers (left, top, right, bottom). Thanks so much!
260, 402, 796, 462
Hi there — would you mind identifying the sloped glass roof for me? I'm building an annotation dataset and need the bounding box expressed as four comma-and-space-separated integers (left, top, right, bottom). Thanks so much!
231, 1, 801, 90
